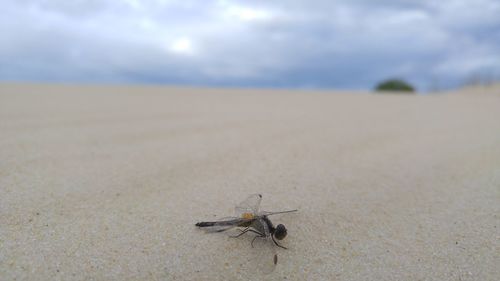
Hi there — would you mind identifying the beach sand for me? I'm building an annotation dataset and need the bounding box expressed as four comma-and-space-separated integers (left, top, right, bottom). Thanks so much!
1, 84, 499, 280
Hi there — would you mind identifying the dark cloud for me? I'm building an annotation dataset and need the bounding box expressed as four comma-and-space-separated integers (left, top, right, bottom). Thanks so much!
1, 0, 499, 91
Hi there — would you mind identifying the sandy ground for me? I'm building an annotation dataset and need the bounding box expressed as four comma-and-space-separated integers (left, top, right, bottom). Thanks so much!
1, 84, 499, 280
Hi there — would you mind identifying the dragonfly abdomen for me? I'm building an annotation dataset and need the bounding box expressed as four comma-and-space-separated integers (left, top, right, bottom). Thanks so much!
196, 218, 244, 227
195, 222, 216, 227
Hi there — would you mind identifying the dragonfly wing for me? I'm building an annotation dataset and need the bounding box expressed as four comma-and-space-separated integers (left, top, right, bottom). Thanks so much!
234, 194, 262, 217
259, 209, 298, 216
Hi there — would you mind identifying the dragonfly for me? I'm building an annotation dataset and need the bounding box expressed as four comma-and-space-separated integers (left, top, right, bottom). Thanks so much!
195, 194, 297, 267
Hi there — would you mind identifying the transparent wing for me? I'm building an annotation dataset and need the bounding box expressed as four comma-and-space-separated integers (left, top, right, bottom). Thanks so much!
234, 194, 262, 217
258, 209, 298, 216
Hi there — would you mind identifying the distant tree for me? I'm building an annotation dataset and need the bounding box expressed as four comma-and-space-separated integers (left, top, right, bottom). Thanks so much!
375, 79, 415, 93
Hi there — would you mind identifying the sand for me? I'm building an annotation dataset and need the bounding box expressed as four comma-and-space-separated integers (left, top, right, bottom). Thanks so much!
1, 83, 499, 280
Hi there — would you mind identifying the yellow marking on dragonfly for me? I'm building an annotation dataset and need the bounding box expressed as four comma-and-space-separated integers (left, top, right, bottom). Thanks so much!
242, 213, 255, 219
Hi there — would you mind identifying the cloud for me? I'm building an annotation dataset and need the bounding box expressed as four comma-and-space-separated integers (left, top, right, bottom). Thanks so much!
222, 5, 273, 22
1, 0, 499, 90
168, 37, 196, 55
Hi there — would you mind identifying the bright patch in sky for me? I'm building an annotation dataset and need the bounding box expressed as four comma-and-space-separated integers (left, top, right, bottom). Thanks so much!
169, 38, 194, 55
226, 6, 272, 21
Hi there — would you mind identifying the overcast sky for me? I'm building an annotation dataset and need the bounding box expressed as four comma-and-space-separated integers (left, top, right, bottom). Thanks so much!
1, 0, 499, 91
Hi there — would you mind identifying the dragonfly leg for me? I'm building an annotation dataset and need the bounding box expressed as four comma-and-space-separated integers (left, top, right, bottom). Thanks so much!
229, 227, 250, 238
251, 236, 259, 248
250, 233, 266, 248
272, 235, 288, 249
247, 229, 264, 236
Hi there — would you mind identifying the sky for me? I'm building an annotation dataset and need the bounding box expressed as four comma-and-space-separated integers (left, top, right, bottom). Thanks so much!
1, 0, 500, 91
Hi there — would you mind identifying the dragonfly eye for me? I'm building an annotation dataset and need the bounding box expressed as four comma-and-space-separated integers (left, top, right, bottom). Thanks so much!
274, 224, 287, 240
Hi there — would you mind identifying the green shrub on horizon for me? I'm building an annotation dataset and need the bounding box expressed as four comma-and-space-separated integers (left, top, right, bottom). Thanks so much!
375, 79, 415, 93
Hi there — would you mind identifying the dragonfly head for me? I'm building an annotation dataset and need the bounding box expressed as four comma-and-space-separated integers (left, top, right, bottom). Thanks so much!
274, 224, 287, 240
